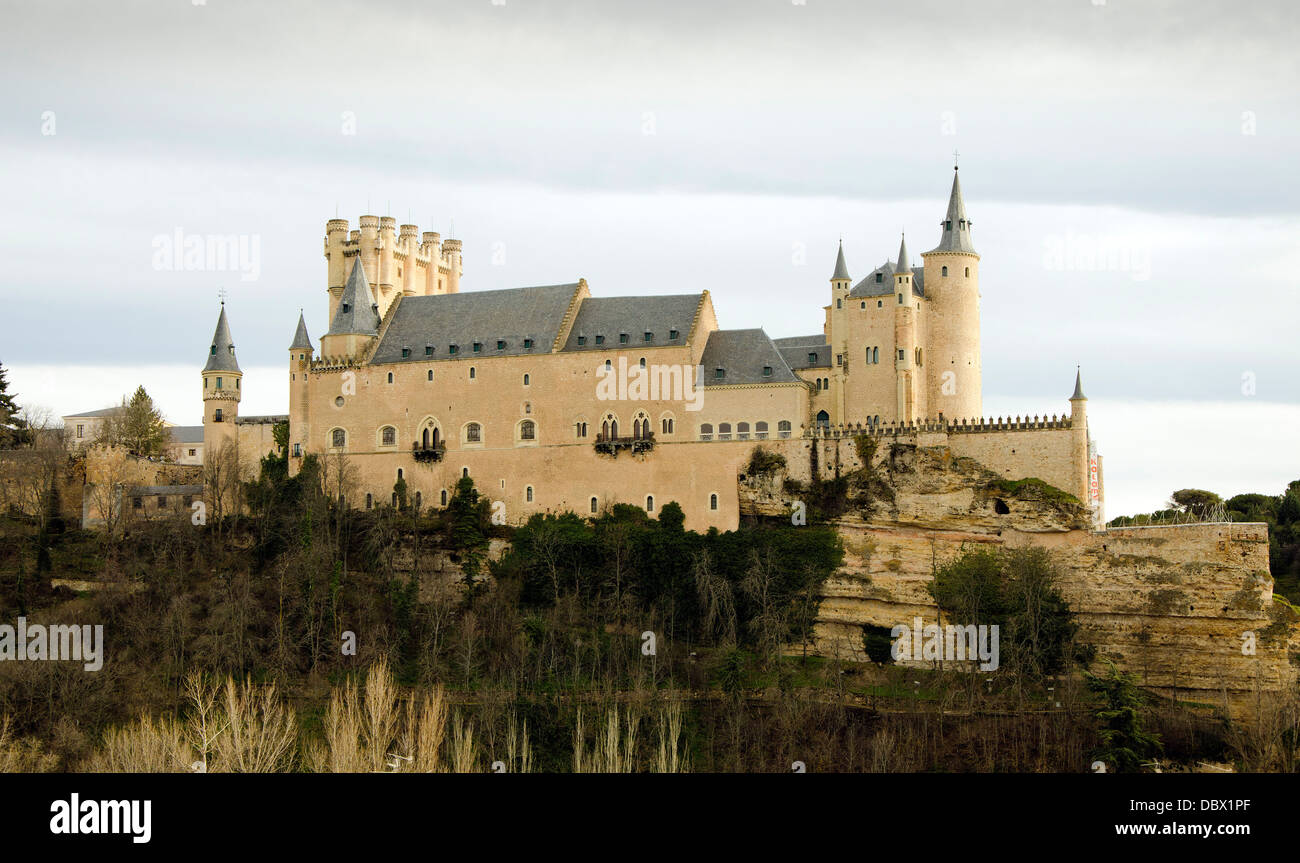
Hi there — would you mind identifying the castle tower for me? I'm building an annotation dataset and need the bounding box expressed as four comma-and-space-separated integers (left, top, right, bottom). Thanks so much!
320, 258, 381, 361
1069, 367, 1090, 507
288, 312, 313, 471
202, 303, 242, 453
922, 165, 981, 421
325, 218, 349, 320
442, 238, 463, 294
892, 235, 921, 422
828, 240, 852, 422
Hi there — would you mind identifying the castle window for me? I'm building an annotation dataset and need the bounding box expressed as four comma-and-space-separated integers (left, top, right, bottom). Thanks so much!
204, 379, 208, 389
777, 420, 792, 439
605, 360, 612, 371
595, 335, 605, 345
898, 349, 905, 361
644, 331, 652, 342
662, 417, 674, 434
669, 329, 679, 339
157, 496, 167, 509
381, 426, 396, 446
425, 345, 434, 356
639, 357, 646, 368
715, 368, 725, 379
441, 489, 448, 506
590, 497, 598, 514
473, 342, 482, 353
397, 468, 403, 480
210, 346, 216, 355
401, 347, 411, 358
941, 266, 948, 277
575, 421, 588, 438
497, 340, 506, 350
214, 409, 223, 422
365, 494, 372, 510
133, 497, 142, 510
387, 372, 393, 383
755, 421, 768, 439
183, 495, 193, 507
415, 491, 421, 508
577, 335, 586, 346
216, 377, 223, 389
916, 348, 923, 366
520, 420, 535, 441
646, 495, 654, 512
877, 300, 883, 308
526, 486, 534, 503
945, 221, 952, 231
965, 267, 970, 277
236, 378, 240, 389
875, 273, 882, 283
466, 423, 481, 443
523, 338, 534, 349
699, 423, 713, 441
619, 333, 629, 344
77, 424, 84, 437
469, 367, 476, 379
462, 468, 469, 478
292, 443, 301, 457
342, 303, 350, 313
449, 344, 458, 355
710, 493, 718, 511
807, 352, 817, 364
762, 366, 772, 377
860, 302, 866, 309
427, 370, 433, 381
737, 422, 750, 441
836, 354, 843, 366
718, 423, 732, 441
523, 373, 530, 386
836, 299, 842, 309
331, 428, 345, 447
897, 294, 903, 304
873, 347, 879, 363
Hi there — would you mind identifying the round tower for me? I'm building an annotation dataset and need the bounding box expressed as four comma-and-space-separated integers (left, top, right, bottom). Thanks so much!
892, 234, 920, 422
288, 311, 313, 473
1069, 367, 1090, 505
202, 304, 242, 453
921, 165, 982, 422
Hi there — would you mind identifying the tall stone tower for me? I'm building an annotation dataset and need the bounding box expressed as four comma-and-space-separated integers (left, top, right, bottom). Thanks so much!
892, 235, 922, 421
922, 166, 982, 421
827, 240, 851, 422
288, 311, 313, 471
202, 304, 242, 453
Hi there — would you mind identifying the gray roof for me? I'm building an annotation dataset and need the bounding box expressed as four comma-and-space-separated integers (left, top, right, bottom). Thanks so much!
64, 406, 122, 419
848, 260, 925, 298
1072, 368, 1086, 400
370, 283, 581, 364
928, 168, 977, 254
169, 425, 204, 444
831, 241, 850, 281
773, 335, 832, 370
328, 259, 381, 336
895, 234, 910, 272
699, 328, 801, 386
203, 306, 241, 373
235, 415, 289, 424
289, 312, 313, 351
561, 294, 701, 352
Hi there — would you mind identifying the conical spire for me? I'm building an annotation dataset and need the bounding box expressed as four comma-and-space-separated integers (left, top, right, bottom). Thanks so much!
930, 167, 977, 254
1071, 367, 1086, 400
203, 305, 241, 373
289, 311, 313, 351
328, 258, 380, 335
831, 240, 851, 281
895, 234, 910, 274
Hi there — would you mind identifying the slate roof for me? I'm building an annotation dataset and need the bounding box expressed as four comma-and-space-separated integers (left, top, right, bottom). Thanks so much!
699, 329, 801, 387
831, 241, 850, 281
203, 306, 242, 373
560, 294, 701, 352
772, 335, 832, 370
848, 260, 925, 299
289, 312, 313, 351
369, 283, 581, 364
328, 259, 381, 336
169, 425, 204, 444
1072, 368, 1086, 400
64, 406, 123, 419
928, 168, 977, 254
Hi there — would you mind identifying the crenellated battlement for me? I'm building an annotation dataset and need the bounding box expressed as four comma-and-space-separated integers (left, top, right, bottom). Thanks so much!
800, 413, 1073, 439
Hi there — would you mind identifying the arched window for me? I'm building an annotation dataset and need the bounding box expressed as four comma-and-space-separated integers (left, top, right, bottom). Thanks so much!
815, 411, 830, 429
710, 493, 718, 511
646, 495, 654, 512
590, 496, 598, 514
718, 423, 732, 441
942, 266, 948, 277
523, 373, 530, 386
605, 359, 612, 371
440, 489, 448, 506
526, 486, 534, 503
916, 348, 923, 366
462, 467, 469, 478
873, 347, 879, 364
465, 423, 481, 443
519, 420, 535, 441
381, 426, 396, 446
755, 421, 768, 440
699, 423, 713, 441
331, 428, 345, 448
965, 267, 970, 277
661, 417, 674, 434
396, 468, 403, 480
778, 420, 792, 439
386, 372, 393, 383
737, 422, 750, 441
427, 369, 433, 381
365, 493, 372, 509
414, 491, 421, 508
469, 367, 476, 379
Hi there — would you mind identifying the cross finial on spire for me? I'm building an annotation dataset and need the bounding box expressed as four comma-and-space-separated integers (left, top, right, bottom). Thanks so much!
218, 287, 228, 306
953, 149, 960, 170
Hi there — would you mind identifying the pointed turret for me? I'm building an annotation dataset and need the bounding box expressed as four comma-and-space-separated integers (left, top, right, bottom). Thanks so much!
831, 240, 851, 281
289, 312, 313, 352
930, 167, 976, 254
1071, 367, 1086, 401
328, 259, 380, 335
895, 234, 910, 273
203, 305, 241, 373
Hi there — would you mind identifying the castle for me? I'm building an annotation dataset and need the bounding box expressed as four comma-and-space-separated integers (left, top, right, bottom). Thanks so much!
200, 167, 1104, 531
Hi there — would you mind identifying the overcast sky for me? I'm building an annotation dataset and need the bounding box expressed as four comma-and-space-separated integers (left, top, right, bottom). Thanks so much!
1, 0, 1296, 517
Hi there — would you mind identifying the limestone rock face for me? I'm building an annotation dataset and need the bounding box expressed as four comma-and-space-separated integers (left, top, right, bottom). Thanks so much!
741, 443, 1299, 719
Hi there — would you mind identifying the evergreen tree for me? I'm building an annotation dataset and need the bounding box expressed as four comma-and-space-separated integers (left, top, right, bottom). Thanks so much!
100, 386, 168, 456
0, 362, 29, 448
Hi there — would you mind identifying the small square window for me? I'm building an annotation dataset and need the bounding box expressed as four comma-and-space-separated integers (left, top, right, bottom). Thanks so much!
762, 366, 772, 377
577, 335, 586, 346
595, 335, 605, 345
473, 342, 482, 353
401, 347, 411, 358
523, 338, 534, 349
643, 331, 652, 342
425, 345, 434, 356
449, 344, 458, 355
875, 273, 883, 283
714, 368, 725, 379
497, 340, 506, 350
619, 333, 629, 344
669, 329, 679, 339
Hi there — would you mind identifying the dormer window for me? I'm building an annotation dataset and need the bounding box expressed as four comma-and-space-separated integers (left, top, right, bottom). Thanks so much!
619, 333, 629, 344
425, 345, 434, 356
577, 335, 586, 346
472, 342, 482, 353
449, 344, 458, 355
210, 346, 216, 355
669, 329, 679, 339
945, 220, 951, 230
523, 338, 534, 349
807, 352, 817, 364
595, 335, 605, 345
497, 340, 506, 350
762, 366, 772, 377
401, 347, 411, 358
714, 368, 725, 379
875, 273, 883, 283
643, 331, 652, 342
342, 303, 351, 313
